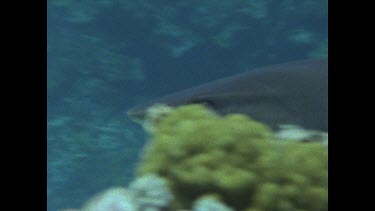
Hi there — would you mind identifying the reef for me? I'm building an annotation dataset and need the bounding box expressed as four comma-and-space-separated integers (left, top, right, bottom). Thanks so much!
48, 1, 327, 209
137, 104, 328, 211
64, 104, 327, 211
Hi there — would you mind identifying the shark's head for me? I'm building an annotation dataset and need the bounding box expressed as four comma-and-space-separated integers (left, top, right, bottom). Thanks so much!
127, 95, 208, 123
127, 105, 148, 123
127, 59, 328, 132
127, 84, 220, 123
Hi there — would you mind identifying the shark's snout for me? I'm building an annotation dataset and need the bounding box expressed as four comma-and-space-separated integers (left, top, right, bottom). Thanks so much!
127, 107, 147, 122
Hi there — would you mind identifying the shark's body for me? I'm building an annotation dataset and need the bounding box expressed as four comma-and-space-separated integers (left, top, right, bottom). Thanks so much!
128, 59, 328, 131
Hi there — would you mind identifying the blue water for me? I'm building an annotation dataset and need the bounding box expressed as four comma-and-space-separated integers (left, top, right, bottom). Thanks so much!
47, 0, 327, 210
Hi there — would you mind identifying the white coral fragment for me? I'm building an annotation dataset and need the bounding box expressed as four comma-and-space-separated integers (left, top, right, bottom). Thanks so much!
193, 197, 234, 211
129, 174, 174, 210
81, 187, 138, 211
275, 124, 328, 145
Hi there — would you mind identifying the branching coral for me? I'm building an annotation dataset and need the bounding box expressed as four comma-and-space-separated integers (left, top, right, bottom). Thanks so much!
64, 174, 174, 211
137, 104, 328, 211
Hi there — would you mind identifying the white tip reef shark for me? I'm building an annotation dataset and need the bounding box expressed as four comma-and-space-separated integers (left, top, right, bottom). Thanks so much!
127, 59, 328, 133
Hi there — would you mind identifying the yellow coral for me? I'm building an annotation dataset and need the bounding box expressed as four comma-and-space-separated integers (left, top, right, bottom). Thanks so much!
137, 104, 327, 211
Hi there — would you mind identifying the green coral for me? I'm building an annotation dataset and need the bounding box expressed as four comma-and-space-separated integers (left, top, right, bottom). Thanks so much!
137, 104, 327, 211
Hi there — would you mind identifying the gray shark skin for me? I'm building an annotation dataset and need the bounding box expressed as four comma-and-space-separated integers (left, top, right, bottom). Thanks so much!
128, 59, 328, 131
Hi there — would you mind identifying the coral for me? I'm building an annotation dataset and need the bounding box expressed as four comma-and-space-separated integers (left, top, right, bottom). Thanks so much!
142, 104, 175, 133
275, 124, 328, 145
64, 174, 174, 211
137, 104, 328, 211
80, 187, 138, 211
193, 195, 234, 211
59, 209, 80, 211
128, 174, 174, 210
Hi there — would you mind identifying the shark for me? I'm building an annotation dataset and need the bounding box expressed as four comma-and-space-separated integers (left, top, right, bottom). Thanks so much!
127, 59, 328, 133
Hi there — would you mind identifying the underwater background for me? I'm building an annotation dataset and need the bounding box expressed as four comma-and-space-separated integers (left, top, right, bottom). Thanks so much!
47, 0, 327, 210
